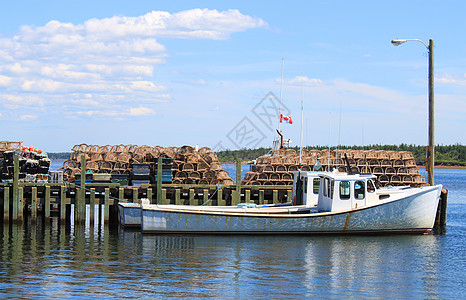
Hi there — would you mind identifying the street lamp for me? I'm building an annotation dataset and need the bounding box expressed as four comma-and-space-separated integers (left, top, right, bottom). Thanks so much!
391, 38, 435, 186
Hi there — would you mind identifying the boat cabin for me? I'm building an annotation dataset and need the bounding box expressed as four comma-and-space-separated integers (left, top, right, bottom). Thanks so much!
293, 171, 379, 212
317, 172, 379, 212
292, 171, 321, 207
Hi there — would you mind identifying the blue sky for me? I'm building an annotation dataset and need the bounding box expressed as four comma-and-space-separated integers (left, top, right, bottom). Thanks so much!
0, 1, 465, 152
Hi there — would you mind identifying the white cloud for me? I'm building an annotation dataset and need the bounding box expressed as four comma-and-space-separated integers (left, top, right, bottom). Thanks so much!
20, 114, 38, 121
436, 73, 466, 86
127, 106, 155, 116
130, 81, 167, 92
0, 75, 12, 86
1, 94, 44, 108
286, 76, 324, 86
0, 8, 265, 120
75, 106, 155, 118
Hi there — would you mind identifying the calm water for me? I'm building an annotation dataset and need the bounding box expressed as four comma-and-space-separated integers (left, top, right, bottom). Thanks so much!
2, 166, 463, 298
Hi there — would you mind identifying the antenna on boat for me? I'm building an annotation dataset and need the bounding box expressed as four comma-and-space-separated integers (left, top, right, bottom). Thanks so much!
337, 102, 342, 167
299, 83, 304, 167
328, 112, 331, 171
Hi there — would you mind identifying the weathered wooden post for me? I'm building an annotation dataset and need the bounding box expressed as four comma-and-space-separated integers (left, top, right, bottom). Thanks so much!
31, 187, 38, 221
259, 189, 265, 205
3, 187, 9, 222
104, 187, 110, 223
45, 186, 51, 221
273, 190, 278, 204
18, 186, 24, 220
203, 189, 209, 206
232, 160, 242, 205
175, 189, 181, 205
157, 157, 163, 204
132, 187, 138, 203
217, 188, 224, 206
434, 188, 448, 231
245, 189, 251, 203
12, 154, 20, 221
147, 188, 153, 204
76, 154, 86, 224
60, 185, 66, 223
189, 189, 195, 205
90, 188, 96, 225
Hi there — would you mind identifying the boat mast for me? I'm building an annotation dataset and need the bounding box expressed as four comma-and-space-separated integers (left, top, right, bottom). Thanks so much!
337, 103, 342, 167
328, 113, 331, 171
299, 84, 304, 167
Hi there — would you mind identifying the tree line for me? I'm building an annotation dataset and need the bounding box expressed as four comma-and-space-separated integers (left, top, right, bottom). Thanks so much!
215, 144, 466, 166
46, 144, 465, 166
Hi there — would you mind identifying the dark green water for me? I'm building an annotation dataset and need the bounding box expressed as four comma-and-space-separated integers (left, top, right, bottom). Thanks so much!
0, 169, 464, 299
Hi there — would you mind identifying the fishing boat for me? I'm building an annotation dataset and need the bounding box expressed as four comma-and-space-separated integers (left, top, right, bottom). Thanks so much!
139, 170, 442, 234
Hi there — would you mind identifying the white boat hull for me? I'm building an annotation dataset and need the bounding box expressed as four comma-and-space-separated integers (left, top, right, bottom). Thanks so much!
141, 185, 442, 234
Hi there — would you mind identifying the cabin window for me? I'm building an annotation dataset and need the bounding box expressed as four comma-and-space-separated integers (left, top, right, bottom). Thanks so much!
323, 179, 328, 197
367, 180, 375, 193
303, 177, 308, 194
354, 181, 365, 199
340, 181, 350, 200
313, 178, 320, 194
329, 179, 334, 198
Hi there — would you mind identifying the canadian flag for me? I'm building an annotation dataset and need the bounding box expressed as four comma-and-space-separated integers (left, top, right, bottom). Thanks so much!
280, 114, 293, 124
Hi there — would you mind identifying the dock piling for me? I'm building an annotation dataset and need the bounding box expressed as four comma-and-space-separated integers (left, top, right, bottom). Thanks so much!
45, 186, 51, 220
3, 187, 9, 222
157, 157, 163, 204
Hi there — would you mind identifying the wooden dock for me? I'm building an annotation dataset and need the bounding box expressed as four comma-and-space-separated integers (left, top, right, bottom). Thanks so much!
1, 155, 292, 226
1, 154, 447, 231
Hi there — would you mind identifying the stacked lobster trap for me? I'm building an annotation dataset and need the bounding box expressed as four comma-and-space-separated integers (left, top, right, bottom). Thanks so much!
60, 144, 233, 185
0, 141, 50, 183
242, 149, 426, 187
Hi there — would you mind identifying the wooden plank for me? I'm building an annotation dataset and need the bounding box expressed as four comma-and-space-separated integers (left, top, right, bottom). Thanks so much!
104, 188, 109, 223
90, 188, 96, 224
45, 186, 51, 220
175, 189, 181, 205
259, 190, 265, 205
3, 187, 9, 221
31, 187, 37, 220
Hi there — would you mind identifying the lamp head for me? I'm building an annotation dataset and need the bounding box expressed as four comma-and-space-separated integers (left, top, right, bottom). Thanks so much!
391, 39, 407, 46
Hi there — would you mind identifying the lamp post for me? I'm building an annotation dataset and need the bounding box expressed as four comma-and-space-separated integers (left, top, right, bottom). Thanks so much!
391, 38, 435, 186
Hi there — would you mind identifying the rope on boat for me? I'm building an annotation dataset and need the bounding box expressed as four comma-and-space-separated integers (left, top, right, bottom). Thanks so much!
201, 184, 222, 206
